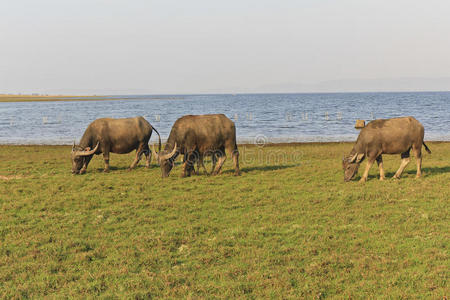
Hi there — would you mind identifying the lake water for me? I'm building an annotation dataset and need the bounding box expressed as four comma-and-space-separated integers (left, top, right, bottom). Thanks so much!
0, 92, 449, 145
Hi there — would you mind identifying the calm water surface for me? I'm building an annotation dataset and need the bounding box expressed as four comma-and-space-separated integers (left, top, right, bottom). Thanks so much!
0, 92, 449, 144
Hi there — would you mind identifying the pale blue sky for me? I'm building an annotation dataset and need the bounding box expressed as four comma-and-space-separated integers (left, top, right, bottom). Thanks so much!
1, 0, 450, 94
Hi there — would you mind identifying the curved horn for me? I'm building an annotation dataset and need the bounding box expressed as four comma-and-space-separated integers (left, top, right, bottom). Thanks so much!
348, 153, 358, 163
151, 143, 159, 161
160, 142, 177, 161
347, 153, 364, 163
74, 142, 99, 157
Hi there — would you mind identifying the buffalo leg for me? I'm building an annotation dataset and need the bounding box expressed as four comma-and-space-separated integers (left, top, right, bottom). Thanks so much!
376, 155, 385, 180
393, 151, 411, 179
197, 154, 208, 175
80, 157, 89, 175
212, 155, 226, 175
144, 148, 151, 168
194, 154, 200, 175
103, 151, 110, 172
393, 158, 411, 179
231, 149, 240, 176
181, 162, 189, 177
143, 144, 151, 168
129, 144, 145, 170
226, 141, 240, 176
212, 148, 226, 175
413, 147, 422, 178
211, 153, 217, 174
181, 152, 196, 177
194, 153, 201, 175
181, 153, 188, 177
360, 158, 375, 182
186, 152, 195, 177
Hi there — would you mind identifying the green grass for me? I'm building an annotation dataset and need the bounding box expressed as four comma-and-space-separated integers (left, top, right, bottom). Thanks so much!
0, 142, 448, 298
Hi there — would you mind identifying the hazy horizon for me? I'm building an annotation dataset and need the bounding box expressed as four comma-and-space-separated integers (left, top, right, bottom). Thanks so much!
2, 0, 450, 95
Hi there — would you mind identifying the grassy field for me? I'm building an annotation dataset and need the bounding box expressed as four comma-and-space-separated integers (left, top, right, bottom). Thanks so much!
0, 142, 448, 298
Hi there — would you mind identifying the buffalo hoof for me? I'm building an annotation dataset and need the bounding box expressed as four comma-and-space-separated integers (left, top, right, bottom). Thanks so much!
234, 171, 241, 176
415, 174, 422, 179
103, 169, 109, 173
359, 178, 367, 183
392, 175, 400, 180
379, 177, 385, 181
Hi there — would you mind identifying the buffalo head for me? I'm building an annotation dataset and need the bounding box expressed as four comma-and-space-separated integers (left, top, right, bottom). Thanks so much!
71, 142, 99, 174
342, 153, 364, 182
152, 143, 177, 178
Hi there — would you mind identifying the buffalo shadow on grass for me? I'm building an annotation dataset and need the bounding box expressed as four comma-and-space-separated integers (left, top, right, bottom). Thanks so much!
351, 166, 450, 181
223, 164, 300, 174
420, 166, 450, 175
191, 164, 299, 176
95, 164, 159, 172
386, 166, 450, 178
94, 160, 189, 173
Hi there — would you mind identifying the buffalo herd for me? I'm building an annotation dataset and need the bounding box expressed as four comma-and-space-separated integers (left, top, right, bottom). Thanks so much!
72, 115, 431, 182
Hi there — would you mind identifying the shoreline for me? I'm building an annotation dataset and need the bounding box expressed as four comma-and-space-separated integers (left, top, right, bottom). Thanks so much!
0, 95, 182, 103
0, 95, 110, 103
1, 141, 448, 147
2, 90, 450, 103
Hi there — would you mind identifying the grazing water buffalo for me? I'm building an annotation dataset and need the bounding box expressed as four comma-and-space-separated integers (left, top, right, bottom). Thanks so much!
343, 116, 431, 182
71, 117, 161, 174
152, 114, 240, 178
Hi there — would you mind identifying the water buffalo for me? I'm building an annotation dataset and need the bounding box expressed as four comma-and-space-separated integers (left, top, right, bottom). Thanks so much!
71, 117, 161, 174
343, 116, 431, 182
152, 114, 240, 178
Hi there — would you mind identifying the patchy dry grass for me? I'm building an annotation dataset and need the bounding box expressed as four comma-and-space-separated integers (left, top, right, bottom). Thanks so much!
0, 142, 448, 298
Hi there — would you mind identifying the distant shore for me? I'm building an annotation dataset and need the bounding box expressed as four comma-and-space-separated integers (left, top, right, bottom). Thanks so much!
0, 94, 105, 103
0, 94, 183, 102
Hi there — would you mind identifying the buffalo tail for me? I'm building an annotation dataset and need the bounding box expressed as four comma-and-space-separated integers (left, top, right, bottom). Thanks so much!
152, 127, 162, 152
423, 142, 431, 154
